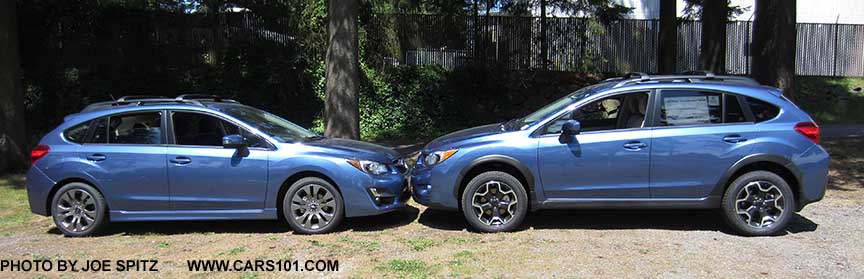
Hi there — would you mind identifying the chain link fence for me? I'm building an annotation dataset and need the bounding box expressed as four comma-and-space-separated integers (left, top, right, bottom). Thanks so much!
367, 14, 864, 77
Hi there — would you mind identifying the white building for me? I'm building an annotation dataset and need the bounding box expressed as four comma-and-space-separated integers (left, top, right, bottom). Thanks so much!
538, 0, 864, 24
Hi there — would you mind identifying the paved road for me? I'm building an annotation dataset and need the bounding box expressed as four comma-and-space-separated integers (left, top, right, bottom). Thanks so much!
821, 124, 864, 139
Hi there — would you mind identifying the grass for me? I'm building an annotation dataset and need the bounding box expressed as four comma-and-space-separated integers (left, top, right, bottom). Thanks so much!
796, 76, 864, 124
446, 250, 479, 277
0, 174, 31, 232
404, 237, 437, 251
375, 259, 439, 279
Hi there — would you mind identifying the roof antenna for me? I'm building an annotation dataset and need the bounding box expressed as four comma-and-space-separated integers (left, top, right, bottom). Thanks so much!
109, 94, 117, 101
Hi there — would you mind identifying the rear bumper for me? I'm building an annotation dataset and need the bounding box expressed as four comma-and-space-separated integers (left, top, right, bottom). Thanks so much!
795, 144, 830, 211
26, 167, 56, 216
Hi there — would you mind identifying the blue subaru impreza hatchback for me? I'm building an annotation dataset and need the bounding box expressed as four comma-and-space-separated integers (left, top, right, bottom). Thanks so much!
27, 95, 408, 236
411, 72, 829, 236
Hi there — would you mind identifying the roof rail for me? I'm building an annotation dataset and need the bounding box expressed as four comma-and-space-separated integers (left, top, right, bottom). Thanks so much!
176, 94, 226, 102
116, 95, 168, 102
80, 94, 238, 112
610, 71, 760, 88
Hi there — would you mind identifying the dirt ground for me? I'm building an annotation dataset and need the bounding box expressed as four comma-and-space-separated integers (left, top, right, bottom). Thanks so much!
1, 138, 863, 278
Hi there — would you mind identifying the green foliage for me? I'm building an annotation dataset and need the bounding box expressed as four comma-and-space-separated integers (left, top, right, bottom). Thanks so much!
796, 77, 864, 124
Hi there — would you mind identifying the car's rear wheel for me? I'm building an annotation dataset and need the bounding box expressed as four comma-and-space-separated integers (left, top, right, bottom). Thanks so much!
282, 177, 344, 234
461, 171, 528, 232
721, 171, 796, 236
51, 183, 108, 237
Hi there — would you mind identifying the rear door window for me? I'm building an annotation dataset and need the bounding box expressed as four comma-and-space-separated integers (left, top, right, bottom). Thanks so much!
89, 112, 165, 144
658, 90, 750, 126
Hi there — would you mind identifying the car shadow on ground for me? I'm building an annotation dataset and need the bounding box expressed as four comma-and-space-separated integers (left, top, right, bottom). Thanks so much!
47, 205, 421, 236
418, 208, 818, 236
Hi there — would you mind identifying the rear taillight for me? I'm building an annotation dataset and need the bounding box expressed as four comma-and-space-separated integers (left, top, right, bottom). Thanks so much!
794, 122, 820, 144
30, 145, 50, 165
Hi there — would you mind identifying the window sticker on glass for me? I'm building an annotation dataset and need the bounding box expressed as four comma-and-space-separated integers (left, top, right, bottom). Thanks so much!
664, 96, 710, 125
707, 95, 720, 106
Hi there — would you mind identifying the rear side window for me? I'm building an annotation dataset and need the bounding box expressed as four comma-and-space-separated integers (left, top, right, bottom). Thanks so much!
64, 122, 91, 143
90, 112, 164, 144
658, 90, 750, 126
658, 91, 722, 126
746, 97, 780, 122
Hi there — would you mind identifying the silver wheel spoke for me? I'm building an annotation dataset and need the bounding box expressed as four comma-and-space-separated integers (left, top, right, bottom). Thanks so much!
471, 180, 518, 227
290, 184, 336, 230
735, 180, 784, 229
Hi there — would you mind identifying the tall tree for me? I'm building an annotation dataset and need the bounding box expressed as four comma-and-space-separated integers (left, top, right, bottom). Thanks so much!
0, 0, 27, 172
699, 0, 728, 73
657, 0, 677, 74
751, 0, 796, 99
324, 0, 360, 139
540, 0, 548, 69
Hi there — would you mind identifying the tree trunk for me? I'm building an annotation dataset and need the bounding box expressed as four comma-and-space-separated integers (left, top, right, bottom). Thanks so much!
699, 0, 727, 73
324, 0, 360, 139
657, 0, 677, 74
540, 0, 547, 69
0, 0, 27, 173
752, 0, 797, 99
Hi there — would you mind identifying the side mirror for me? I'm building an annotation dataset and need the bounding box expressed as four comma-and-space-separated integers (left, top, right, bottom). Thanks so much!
562, 120, 581, 136
222, 134, 248, 148
559, 120, 581, 144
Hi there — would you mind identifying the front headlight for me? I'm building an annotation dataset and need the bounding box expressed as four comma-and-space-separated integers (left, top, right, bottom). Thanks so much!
423, 149, 458, 166
347, 159, 390, 175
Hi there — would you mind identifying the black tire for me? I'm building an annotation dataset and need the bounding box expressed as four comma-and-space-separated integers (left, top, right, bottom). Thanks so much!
282, 177, 344, 234
51, 182, 108, 237
461, 171, 528, 233
721, 171, 796, 236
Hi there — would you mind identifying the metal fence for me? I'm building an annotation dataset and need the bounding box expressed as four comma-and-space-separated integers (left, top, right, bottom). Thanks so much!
368, 14, 864, 77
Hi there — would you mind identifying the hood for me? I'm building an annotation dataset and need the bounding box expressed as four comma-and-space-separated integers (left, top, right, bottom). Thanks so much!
426, 123, 505, 150
303, 137, 400, 163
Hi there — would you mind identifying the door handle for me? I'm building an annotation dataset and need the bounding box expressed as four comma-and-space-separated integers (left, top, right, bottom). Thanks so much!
723, 135, 747, 143
623, 141, 647, 150
170, 157, 192, 165
86, 154, 107, 162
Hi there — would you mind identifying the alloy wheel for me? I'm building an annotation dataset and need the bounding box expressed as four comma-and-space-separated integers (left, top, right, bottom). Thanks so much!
735, 180, 785, 228
55, 189, 98, 233
471, 180, 519, 226
289, 184, 337, 230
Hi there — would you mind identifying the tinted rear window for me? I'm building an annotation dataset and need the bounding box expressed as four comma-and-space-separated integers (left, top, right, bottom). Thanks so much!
746, 97, 780, 122
64, 122, 91, 143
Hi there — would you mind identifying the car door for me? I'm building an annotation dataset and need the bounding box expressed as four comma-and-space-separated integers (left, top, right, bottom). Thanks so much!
649, 89, 757, 198
77, 111, 170, 211
537, 91, 652, 199
166, 111, 270, 210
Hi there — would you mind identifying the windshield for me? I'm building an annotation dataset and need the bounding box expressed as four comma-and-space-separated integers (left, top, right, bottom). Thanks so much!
516, 83, 608, 129
211, 104, 318, 142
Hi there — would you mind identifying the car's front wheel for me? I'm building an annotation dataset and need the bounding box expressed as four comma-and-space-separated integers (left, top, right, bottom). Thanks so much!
282, 177, 344, 234
461, 171, 528, 232
51, 182, 108, 237
721, 171, 796, 236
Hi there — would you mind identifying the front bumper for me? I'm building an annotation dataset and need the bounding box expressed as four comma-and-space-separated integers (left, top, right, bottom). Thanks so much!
343, 172, 410, 217
409, 165, 460, 211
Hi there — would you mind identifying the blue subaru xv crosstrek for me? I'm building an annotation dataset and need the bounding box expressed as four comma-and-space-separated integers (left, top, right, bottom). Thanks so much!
27, 95, 409, 236
410, 72, 829, 236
